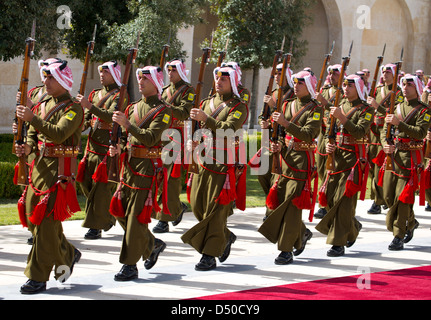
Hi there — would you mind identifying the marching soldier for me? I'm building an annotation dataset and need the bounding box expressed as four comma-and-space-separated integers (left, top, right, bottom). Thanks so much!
13, 57, 62, 245
76, 61, 127, 240
314, 64, 343, 219
152, 59, 195, 233
367, 64, 404, 214
108, 66, 171, 281
181, 66, 248, 271
381, 74, 430, 250
257, 64, 295, 219
15, 60, 83, 294
316, 74, 374, 257
259, 70, 322, 264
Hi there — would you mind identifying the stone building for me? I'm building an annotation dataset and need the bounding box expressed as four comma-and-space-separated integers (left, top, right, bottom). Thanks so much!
0, 0, 429, 132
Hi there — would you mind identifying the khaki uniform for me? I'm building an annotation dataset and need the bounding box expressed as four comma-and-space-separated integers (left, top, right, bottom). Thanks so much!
369, 84, 403, 206
316, 99, 374, 246
111, 95, 172, 265
19, 92, 84, 282
153, 80, 195, 221
78, 83, 127, 231
382, 98, 431, 238
181, 92, 248, 257
258, 95, 322, 252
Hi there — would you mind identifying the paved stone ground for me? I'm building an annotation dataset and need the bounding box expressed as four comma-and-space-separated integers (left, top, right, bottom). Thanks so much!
1, 199, 431, 301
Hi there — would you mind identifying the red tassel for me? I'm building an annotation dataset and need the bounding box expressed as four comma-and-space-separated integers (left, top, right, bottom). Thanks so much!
372, 149, 386, 166
318, 174, 330, 207
186, 173, 193, 203
137, 190, 153, 224
17, 188, 28, 228
110, 187, 124, 218
266, 178, 279, 210
344, 165, 362, 198
65, 183, 81, 214
292, 180, 312, 210
29, 193, 50, 226
76, 157, 87, 183
161, 167, 171, 215
420, 167, 426, 206
399, 173, 418, 205
13, 162, 19, 185
216, 167, 236, 205
248, 148, 262, 169
423, 162, 431, 189
92, 157, 108, 183
235, 164, 247, 211
54, 184, 70, 222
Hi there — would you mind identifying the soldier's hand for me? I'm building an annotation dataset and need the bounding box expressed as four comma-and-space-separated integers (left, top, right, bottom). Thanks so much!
16, 105, 34, 122
14, 143, 31, 157
76, 94, 92, 110
272, 112, 289, 128
12, 122, 18, 134
112, 111, 131, 129
260, 119, 271, 129
190, 108, 208, 122
367, 96, 378, 109
427, 131, 431, 141
383, 143, 395, 154
263, 95, 275, 107
108, 145, 121, 157
270, 141, 281, 153
315, 92, 327, 106
326, 143, 336, 154
385, 114, 400, 126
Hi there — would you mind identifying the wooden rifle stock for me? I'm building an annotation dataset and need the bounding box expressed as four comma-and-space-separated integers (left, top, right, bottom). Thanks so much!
13, 21, 36, 186
188, 47, 211, 174
271, 53, 291, 175
369, 44, 386, 98
160, 44, 170, 69
79, 25, 97, 96
326, 54, 351, 171
385, 60, 402, 171
108, 43, 139, 183
262, 50, 282, 120
316, 41, 334, 93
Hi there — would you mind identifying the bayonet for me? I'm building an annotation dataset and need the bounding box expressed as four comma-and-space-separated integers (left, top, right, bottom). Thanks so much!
280, 36, 286, 52
348, 41, 353, 58
329, 40, 335, 56
381, 43, 386, 57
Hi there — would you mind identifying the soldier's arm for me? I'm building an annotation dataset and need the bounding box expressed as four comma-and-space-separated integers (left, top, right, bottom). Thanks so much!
397, 108, 431, 140
284, 106, 323, 143
90, 93, 128, 124
343, 108, 374, 140
204, 103, 248, 132
170, 87, 195, 121
30, 103, 84, 144
127, 107, 173, 147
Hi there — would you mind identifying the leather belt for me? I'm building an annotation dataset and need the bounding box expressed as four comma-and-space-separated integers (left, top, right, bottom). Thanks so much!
336, 135, 369, 145
285, 136, 316, 151
395, 140, 424, 151
128, 146, 162, 159
91, 119, 113, 130
38, 144, 80, 158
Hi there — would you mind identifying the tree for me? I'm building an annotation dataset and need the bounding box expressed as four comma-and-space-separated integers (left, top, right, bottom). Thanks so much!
207, 0, 315, 128
0, 0, 63, 61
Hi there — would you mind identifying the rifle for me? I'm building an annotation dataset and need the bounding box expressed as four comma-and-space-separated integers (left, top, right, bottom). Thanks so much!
385, 49, 403, 171
159, 31, 171, 68
369, 43, 386, 98
79, 24, 97, 96
326, 41, 353, 172
188, 44, 212, 174
209, 37, 229, 96
271, 42, 292, 175
316, 41, 335, 92
107, 33, 140, 183
13, 20, 36, 186
262, 37, 285, 120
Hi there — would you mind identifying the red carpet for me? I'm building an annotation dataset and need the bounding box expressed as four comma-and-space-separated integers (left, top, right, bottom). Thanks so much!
194, 265, 431, 300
